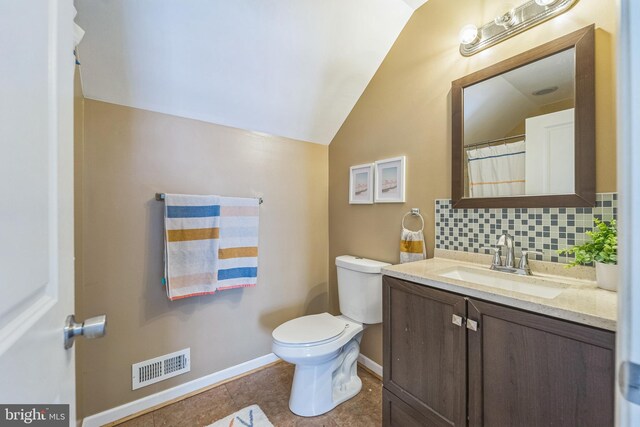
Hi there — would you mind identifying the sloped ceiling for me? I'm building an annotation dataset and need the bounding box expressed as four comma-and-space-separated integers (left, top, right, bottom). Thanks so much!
75, 0, 428, 145
464, 48, 575, 145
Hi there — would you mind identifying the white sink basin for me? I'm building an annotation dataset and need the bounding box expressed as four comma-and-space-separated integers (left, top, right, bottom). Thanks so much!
438, 266, 567, 299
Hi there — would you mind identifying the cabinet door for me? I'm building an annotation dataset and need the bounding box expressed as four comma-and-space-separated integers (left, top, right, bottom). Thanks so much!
467, 299, 615, 427
383, 276, 467, 427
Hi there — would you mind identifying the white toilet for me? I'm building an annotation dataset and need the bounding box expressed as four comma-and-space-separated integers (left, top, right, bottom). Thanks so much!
272, 255, 390, 417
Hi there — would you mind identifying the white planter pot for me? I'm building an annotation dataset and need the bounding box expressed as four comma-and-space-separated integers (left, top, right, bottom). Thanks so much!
596, 262, 619, 292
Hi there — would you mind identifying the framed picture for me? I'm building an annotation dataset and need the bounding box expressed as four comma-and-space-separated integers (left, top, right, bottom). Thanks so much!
349, 163, 374, 204
375, 156, 406, 203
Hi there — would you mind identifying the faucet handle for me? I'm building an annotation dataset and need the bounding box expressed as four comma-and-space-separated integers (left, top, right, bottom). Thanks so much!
518, 250, 544, 270
481, 246, 502, 266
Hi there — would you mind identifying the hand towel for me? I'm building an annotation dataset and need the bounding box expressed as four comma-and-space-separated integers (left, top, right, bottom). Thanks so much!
400, 228, 426, 263
164, 194, 221, 300
216, 196, 260, 291
467, 140, 526, 197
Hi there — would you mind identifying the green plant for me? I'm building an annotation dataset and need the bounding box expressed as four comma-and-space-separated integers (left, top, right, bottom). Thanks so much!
559, 218, 617, 266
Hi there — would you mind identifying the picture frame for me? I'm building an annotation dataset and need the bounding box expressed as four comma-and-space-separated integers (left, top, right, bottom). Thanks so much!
375, 156, 406, 203
349, 163, 374, 204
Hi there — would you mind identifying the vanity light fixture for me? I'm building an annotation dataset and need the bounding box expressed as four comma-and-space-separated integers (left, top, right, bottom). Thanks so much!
459, 0, 579, 57
494, 8, 518, 29
459, 24, 480, 45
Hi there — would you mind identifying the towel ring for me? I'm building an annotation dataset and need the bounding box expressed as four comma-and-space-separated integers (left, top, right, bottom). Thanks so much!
402, 209, 424, 232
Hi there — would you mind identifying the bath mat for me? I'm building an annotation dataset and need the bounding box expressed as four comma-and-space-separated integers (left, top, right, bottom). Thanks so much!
207, 404, 274, 427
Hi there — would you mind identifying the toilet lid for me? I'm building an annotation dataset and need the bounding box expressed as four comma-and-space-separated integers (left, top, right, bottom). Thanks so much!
272, 313, 347, 346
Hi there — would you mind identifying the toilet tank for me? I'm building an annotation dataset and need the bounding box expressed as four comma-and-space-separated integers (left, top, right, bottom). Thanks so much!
336, 256, 391, 324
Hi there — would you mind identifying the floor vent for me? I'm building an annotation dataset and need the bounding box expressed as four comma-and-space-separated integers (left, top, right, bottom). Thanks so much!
132, 348, 191, 390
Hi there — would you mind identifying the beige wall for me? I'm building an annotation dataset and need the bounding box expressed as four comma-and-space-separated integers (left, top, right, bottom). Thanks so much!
328, 0, 618, 366
76, 100, 329, 418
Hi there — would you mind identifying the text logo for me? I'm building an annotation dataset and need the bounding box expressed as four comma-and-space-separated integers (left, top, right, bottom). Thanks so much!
0, 405, 69, 426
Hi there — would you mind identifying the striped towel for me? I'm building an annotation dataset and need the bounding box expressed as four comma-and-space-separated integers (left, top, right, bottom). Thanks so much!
164, 194, 221, 300
217, 197, 260, 290
400, 228, 426, 264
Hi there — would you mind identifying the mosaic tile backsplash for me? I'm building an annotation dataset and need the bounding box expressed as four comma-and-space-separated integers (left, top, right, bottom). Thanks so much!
435, 193, 617, 264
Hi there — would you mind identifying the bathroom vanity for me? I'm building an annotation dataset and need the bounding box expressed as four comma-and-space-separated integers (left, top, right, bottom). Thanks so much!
381, 252, 616, 427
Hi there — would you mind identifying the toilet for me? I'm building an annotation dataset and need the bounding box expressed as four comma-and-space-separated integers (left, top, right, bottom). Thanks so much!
272, 255, 390, 417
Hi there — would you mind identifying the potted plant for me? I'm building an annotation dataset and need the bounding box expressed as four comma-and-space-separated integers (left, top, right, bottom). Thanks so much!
559, 218, 618, 291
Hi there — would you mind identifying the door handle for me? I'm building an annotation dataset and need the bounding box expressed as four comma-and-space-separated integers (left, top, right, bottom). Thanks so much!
64, 314, 107, 349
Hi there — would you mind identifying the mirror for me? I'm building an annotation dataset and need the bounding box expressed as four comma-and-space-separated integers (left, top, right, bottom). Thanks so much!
464, 49, 575, 198
451, 25, 595, 208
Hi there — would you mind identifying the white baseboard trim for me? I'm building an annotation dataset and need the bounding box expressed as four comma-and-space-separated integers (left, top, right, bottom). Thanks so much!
358, 353, 383, 378
82, 353, 280, 427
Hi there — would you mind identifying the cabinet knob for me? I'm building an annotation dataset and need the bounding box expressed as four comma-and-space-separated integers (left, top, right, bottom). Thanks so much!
452, 314, 464, 327
466, 319, 479, 331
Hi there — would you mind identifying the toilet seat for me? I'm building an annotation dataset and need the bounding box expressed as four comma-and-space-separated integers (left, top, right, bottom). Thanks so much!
272, 313, 348, 347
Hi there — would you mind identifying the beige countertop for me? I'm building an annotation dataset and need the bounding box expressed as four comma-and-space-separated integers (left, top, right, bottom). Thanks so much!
382, 249, 617, 331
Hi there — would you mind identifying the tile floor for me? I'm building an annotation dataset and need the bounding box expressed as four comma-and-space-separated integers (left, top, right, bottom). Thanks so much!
116, 362, 382, 427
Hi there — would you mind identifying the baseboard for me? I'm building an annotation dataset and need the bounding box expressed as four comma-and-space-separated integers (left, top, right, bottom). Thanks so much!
357, 353, 383, 379
81, 353, 280, 427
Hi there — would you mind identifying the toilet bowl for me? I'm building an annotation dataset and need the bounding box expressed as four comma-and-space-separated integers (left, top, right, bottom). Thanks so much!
271, 256, 390, 417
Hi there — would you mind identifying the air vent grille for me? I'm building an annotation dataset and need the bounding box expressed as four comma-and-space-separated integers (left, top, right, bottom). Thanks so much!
139, 361, 163, 383
164, 353, 187, 375
132, 348, 190, 390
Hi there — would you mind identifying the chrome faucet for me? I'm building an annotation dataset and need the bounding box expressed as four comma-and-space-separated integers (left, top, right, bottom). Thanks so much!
497, 231, 516, 268
481, 231, 543, 276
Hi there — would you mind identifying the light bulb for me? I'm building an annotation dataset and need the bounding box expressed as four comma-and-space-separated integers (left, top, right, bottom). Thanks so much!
459, 24, 479, 45
535, 0, 558, 5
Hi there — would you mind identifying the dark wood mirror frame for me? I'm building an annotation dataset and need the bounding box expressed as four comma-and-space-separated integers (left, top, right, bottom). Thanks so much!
451, 25, 595, 208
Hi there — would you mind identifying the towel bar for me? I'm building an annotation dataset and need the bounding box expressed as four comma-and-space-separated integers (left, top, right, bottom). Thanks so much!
402, 208, 425, 231
155, 193, 263, 204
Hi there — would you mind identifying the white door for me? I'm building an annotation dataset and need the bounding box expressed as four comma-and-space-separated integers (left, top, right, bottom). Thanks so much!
0, 0, 77, 423
617, 0, 640, 425
524, 108, 575, 195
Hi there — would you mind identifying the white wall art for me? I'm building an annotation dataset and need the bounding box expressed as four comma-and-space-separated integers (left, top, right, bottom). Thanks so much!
375, 156, 406, 203
349, 163, 374, 204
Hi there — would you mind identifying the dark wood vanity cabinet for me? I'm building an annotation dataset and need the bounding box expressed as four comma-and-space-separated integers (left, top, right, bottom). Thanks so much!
382, 276, 615, 427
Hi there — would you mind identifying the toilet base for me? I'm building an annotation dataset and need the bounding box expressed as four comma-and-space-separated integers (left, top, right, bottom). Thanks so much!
288, 334, 363, 417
